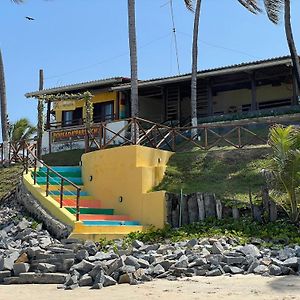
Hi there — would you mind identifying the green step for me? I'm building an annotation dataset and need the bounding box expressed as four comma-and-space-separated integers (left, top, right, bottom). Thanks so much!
34, 171, 82, 178
65, 207, 114, 215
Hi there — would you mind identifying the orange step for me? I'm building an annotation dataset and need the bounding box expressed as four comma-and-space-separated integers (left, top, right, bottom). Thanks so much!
52, 197, 102, 208
78, 214, 131, 221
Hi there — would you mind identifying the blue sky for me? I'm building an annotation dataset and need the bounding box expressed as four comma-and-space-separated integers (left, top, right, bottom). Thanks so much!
0, 0, 300, 130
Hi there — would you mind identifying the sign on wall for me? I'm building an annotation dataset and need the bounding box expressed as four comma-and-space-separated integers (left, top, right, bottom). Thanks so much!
51, 127, 100, 143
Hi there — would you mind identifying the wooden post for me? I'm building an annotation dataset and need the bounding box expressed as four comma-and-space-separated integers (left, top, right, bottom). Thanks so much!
250, 72, 257, 111
37, 69, 44, 160
196, 192, 205, 221
207, 79, 213, 116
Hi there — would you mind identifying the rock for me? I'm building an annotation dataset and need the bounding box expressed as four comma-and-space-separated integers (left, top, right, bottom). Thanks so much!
78, 274, 93, 287
107, 258, 124, 276
282, 257, 299, 270
132, 240, 144, 249
174, 255, 188, 268
186, 239, 198, 248
13, 263, 30, 276
76, 250, 89, 261
153, 264, 165, 276
247, 259, 259, 274
124, 256, 140, 270
103, 275, 117, 287
91, 283, 103, 289
64, 274, 78, 286
228, 266, 243, 274
0, 270, 11, 283
84, 241, 97, 256
206, 268, 222, 276
225, 256, 245, 265
15, 253, 29, 264
0, 252, 19, 271
16, 272, 68, 284
119, 265, 136, 274
37, 263, 56, 273
239, 244, 260, 257
269, 264, 282, 276
119, 273, 133, 284
137, 258, 150, 268
211, 242, 224, 254
253, 265, 269, 274
72, 260, 95, 274
89, 265, 104, 279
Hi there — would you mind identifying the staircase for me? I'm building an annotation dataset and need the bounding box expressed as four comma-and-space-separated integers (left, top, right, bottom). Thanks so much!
33, 166, 144, 239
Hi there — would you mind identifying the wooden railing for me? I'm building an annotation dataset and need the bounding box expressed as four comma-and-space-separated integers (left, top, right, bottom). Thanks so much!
84, 116, 274, 152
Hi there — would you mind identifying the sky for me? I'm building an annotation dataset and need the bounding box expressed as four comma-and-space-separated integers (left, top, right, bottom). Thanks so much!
0, 0, 300, 132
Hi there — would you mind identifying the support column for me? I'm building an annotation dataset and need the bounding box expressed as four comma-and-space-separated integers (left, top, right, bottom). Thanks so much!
37, 69, 44, 159
292, 68, 299, 105
207, 79, 213, 116
250, 72, 257, 111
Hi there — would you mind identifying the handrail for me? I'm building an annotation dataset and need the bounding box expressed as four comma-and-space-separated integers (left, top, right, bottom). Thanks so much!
24, 141, 81, 221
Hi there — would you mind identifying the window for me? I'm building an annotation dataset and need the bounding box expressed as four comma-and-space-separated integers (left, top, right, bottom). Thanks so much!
93, 102, 114, 122
62, 108, 83, 127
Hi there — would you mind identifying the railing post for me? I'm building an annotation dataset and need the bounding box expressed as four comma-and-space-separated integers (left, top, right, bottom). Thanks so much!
46, 168, 50, 197
237, 126, 242, 148
204, 127, 208, 149
8, 142, 11, 166
76, 188, 80, 221
26, 147, 29, 174
172, 129, 176, 151
33, 155, 37, 185
60, 178, 64, 208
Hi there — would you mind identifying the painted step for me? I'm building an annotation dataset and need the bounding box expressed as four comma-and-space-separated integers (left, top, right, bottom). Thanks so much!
39, 185, 85, 192
79, 214, 131, 221
66, 207, 114, 215
82, 220, 140, 226
49, 190, 89, 196
36, 177, 83, 185
39, 166, 81, 173
52, 197, 102, 208
35, 171, 82, 178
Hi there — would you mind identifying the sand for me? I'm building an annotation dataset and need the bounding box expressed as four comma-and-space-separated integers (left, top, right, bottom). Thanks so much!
0, 275, 299, 300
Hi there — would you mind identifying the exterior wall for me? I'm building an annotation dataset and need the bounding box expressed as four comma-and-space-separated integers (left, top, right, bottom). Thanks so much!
213, 83, 293, 114
54, 91, 119, 123
81, 145, 174, 228
139, 96, 164, 123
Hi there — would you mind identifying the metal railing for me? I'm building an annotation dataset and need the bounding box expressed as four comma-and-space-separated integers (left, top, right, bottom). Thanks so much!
8, 141, 82, 221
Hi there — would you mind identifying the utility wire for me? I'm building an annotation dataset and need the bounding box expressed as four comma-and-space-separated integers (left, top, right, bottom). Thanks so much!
169, 0, 181, 75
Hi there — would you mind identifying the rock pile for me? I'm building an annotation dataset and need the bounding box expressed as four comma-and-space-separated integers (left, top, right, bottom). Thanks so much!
1, 215, 300, 290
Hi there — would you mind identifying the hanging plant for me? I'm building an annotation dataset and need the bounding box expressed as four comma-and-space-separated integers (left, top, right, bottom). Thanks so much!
82, 91, 94, 130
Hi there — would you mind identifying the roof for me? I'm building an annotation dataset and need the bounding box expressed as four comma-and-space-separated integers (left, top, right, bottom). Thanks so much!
25, 77, 130, 98
112, 56, 293, 91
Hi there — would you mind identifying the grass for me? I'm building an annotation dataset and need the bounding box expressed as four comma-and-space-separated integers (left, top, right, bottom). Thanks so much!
0, 164, 23, 200
155, 145, 271, 207
42, 149, 84, 166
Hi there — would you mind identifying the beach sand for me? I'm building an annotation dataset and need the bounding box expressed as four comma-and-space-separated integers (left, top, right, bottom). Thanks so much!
0, 274, 299, 300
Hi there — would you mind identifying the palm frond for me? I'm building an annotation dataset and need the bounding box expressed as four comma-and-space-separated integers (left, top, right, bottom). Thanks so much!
183, 0, 194, 12
11, 0, 24, 3
263, 0, 284, 24
237, 0, 262, 14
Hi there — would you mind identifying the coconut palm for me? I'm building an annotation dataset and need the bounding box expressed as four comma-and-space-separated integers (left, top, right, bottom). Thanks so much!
0, 49, 8, 144
184, 0, 260, 132
9, 118, 36, 150
242, 0, 300, 91
128, 0, 139, 142
268, 125, 300, 222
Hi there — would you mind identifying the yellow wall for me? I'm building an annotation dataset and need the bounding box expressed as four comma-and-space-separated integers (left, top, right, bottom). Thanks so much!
54, 91, 118, 123
213, 83, 293, 114
81, 146, 173, 228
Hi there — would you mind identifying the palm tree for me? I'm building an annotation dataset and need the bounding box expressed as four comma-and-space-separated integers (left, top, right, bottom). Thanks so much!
184, 0, 260, 134
128, 0, 139, 142
268, 125, 300, 223
0, 49, 8, 144
9, 118, 36, 153
242, 0, 300, 93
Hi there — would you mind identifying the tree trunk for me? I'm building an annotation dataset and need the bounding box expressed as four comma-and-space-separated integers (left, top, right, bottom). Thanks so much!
0, 49, 8, 143
284, 0, 300, 93
191, 0, 202, 136
37, 69, 44, 159
128, 0, 139, 142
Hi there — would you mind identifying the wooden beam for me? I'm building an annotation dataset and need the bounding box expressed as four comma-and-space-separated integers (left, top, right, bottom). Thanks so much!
207, 79, 213, 116
250, 72, 257, 111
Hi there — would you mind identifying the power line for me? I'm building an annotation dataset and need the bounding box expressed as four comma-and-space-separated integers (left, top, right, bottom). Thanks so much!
169, 0, 181, 75
45, 32, 172, 81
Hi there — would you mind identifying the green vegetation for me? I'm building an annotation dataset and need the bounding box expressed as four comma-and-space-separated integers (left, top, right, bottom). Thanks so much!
155, 146, 271, 207
0, 164, 23, 199
42, 149, 84, 166
268, 125, 300, 223
98, 218, 300, 250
